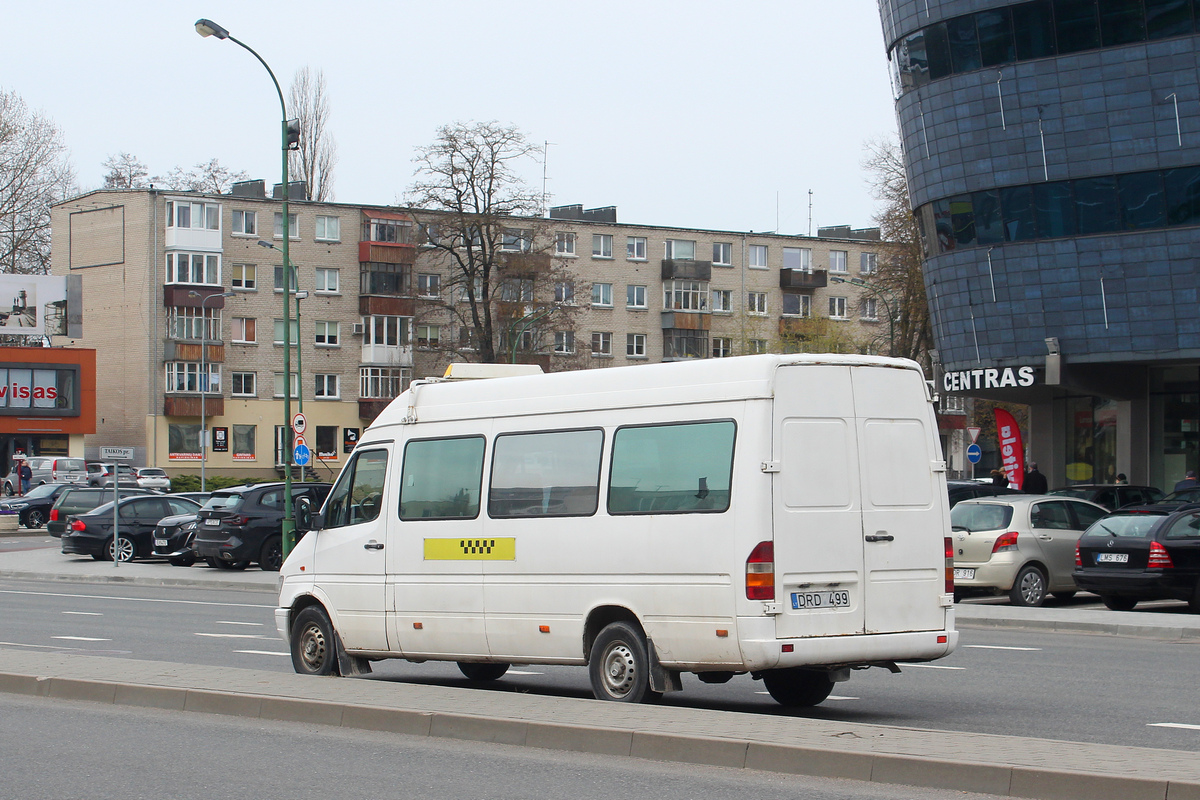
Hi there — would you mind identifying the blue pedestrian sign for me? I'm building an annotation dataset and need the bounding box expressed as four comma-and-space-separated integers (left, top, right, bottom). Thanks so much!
966, 443, 982, 464
293, 442, 311, 466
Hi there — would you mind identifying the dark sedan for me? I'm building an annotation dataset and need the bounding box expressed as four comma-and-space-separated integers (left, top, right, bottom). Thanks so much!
0, 483, 73, 528
1073, 505, 1200, 612
61, 494, 201, 562
1049, 484, 1165, 511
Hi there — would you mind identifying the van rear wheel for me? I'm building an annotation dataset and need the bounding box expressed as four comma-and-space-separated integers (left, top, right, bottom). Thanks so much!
588, 621, 660, 703
290, 606, 337, 676
760, 668, 836, 707
457, 662, 510, 681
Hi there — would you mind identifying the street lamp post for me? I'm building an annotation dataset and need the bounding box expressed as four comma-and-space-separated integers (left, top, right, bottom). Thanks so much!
196, 291, 235, 492
196, 19, 299, 556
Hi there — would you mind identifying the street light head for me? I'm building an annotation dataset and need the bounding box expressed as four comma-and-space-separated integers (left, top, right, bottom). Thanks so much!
195, 19, 229, 39
257, 240, 276, 250
294, 290, 309, 300
220, 291, 237, 298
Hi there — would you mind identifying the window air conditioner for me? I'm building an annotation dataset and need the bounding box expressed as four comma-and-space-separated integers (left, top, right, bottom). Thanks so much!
352, 323, 365, 335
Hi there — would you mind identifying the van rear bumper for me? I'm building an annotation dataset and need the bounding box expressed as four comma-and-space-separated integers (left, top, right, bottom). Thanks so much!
734, 616, 958, 672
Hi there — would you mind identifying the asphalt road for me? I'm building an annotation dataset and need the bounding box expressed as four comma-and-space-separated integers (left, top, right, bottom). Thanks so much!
2, 576, 1198, 752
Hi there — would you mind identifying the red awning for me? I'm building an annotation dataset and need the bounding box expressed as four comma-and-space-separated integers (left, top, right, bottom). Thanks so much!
362, 209, 411, 222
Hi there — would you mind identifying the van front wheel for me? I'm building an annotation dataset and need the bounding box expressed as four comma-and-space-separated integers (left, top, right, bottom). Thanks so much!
761, 668, 835, 707
589, 622, 662, 703
291, 606, 337, 676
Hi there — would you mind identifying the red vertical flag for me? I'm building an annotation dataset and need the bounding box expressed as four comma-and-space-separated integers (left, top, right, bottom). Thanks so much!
994, 408, 1025, 490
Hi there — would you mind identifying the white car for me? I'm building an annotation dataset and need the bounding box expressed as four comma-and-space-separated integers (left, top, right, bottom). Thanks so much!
135, 468, 172, 492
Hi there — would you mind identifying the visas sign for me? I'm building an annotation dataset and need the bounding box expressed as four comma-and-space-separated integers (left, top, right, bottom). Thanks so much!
943, 366, 1035, 393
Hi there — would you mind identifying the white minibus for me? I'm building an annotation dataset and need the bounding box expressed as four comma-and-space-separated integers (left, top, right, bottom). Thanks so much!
277, 354, 958, 705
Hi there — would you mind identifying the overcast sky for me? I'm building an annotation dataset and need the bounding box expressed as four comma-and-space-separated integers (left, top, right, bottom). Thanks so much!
5, 1, 897, 235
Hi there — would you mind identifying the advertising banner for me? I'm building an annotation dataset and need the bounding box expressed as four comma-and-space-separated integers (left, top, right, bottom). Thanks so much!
0, 275, 72, 337
994, 408, 1025, 490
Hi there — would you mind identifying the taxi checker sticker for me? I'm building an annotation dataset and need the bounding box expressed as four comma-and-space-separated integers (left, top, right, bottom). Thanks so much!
423, 538, 516, 560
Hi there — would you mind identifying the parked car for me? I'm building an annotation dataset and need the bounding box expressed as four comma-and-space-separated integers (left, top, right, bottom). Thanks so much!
151, 512, 202, 566
0, 483, 74, 528
947, 480, 1023, 508
1048, 484, 1165, 511
1151, 487, 1200, 507
60, 494, 201, 561
86, 463, 139, 488
194, 482, 332, 571
949, 495, 1109, 606
3, 457, 87, 495
47, 486, 152, 537
1073, 505, 1200, 612
135, 467, 172, 491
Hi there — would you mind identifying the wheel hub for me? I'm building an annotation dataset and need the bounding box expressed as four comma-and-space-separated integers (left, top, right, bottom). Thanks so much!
602, 644, 636, 696
300, 624, 326, 670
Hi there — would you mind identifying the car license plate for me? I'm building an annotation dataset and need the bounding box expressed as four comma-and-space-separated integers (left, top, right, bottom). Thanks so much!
154, 539, 168, 547
953, 568, 975, 580
791, 590, 851, 610
204, 518, 220, 526
1096, 553, 1129, 563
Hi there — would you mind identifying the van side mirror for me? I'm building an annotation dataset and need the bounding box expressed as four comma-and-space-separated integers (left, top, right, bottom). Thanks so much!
295, 497, 314, 532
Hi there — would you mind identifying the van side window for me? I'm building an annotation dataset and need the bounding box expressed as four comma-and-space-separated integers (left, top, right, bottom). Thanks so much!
608, 420, 735, 514
325, 449, 389, 528
489, 429, 603, 518
399, 436, 485, 520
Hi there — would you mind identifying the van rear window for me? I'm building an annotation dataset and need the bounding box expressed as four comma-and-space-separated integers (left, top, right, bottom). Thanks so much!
608, 420, 735, 515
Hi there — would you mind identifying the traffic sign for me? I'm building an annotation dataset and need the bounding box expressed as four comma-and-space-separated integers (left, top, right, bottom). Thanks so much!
293, 434, 306, 449
293, 442, 311, 466
292, 412, 307, 435
100, 447, 134, 460
967, 426, 981, 444
966, 443, 982, 464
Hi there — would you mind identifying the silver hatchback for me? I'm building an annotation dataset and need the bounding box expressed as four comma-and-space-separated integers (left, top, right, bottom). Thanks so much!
950, 495, 1109, 606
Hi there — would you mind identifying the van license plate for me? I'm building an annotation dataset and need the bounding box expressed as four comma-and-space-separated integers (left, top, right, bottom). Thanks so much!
791, 591, 851, 610
204, 519, 220, 526
1096, 553, 1129, 563
953, 568, 975, 580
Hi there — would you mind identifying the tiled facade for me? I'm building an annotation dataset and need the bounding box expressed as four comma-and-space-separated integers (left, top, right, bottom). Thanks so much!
52, 188, 884, 479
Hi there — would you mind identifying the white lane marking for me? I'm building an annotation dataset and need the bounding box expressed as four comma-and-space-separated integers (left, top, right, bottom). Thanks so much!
0, 640, 64, 649
0, 588, 271, 609
963, 645, 1041, 651
898, 663, 966, 670
51, 636, 110, 642
194, 633, 276, 639
235, 650, 290, 657
506, 670, 544, 675
215, 621, 264, 626
61, 611, 103, 616
1149, 723, 1200, 731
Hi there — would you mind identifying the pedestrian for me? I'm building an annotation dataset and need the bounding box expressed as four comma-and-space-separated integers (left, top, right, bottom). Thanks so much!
990, 469, 1008, 488
17, 459, 31, 495
1174, 470, 1198, 492
1115, 473, 1128, 485
1024, 462, 1048, 494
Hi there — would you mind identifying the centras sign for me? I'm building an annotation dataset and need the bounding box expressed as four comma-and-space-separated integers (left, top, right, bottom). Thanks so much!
943, 366, 1036, 393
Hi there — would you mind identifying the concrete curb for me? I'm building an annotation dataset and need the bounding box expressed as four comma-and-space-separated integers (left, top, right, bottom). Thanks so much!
0, 655, 1197, 800
957, 615, 1200, 641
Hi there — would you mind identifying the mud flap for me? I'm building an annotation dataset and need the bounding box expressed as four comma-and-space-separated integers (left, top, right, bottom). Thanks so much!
334, 631, 373, 677
646, 637, 682, 693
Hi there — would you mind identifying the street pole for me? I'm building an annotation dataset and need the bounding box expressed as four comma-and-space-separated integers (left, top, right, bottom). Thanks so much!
196, 19, 297, 556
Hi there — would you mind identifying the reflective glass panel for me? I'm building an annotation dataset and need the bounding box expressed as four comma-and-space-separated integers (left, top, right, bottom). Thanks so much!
1054, 0, 1102, 53
1117, 171, 1166, 230
1013, 0, 1058, 58
1145, 0, 1193, 38
946, 16, 982, 72
977, 8, 1016, 66
972, 190, 1004, 244
1074, 176, 1120, 235
1000, 185, 1037, 241
1033, 182, 1077, 238
1099, 0, 1148, 45
925, 23, 953, 79
1165, 166, 1200, 225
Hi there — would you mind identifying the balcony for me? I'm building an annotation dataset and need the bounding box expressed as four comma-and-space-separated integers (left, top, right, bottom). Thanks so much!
500, 251, 552, 273
359, 295, 415, 317
361, 343, 413, 367
358, 240, 416, 264
163, 286, 231, 307
163, 395, 224, 418
780, 269, 828, 290
661, 312, 710, 331
163, 342, 225, 362
661, 259, 712, 281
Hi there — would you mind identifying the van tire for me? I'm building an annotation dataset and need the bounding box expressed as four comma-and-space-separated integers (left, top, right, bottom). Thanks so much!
760, 668, 836, 707
588, 621, 660, 703
1008, 565, 1047, 607
260, 536, 283, 571
290, 606, 337, 676
457, 662, 510, 681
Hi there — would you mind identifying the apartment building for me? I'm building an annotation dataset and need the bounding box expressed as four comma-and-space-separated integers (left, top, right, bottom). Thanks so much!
51, 186, 886, 479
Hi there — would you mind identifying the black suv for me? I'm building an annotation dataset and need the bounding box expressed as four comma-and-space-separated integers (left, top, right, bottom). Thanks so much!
47, 486, 152, 537
193, 482, 331, 571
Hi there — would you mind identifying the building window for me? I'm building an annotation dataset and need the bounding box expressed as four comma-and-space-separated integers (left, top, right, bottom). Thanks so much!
273, 318, 299, 346
231, 372, 256, 397
361, 262, 412, 296
314, 426, 338, 461
748, 291, 768, 315
165, 362, 220, 393
860, 252, 878, 275
364, 315, 408, 346
626, 333, 647, 358
365, 218, 412, 243
315, 374, 339, 399
231, 263, 256, 290
231, 317, 256, 344
273, 265, 298, 293
626, 285, 647, 309
555, 281, 575, 305
231, 210, 256, 236
416, 324, 440, 348
501, 228, 532, 252
663, 329, 707, 359
664, 239, 696, 260
664, 280, 709, 311
167, 200, 220, 230
360, 367, 410, 398
591, 283, 613, 307
592, 233, 613, 258
783, 247, 812, 271
712, 242, 732, 266
555, 232, 576, 256
749, 339, 769, 354
417, 273, 441, 298
712, 289, 733, 313
273, 212, 300, 239
712, 337, 733, 358
315, 320, 339, 346
782, 293, 811, 318
273, 372, 299, 398
829, 250, 848, 273
555, 331, 575, 354
627, 236, 647, 260
315, 215, 340, 241
591, 332, 612, 356
165, 252, 220, 285
315, 268, 339, 293
166, 307, 219, 340
749, 244, 768, 268
829, 296, 848, 319
499, 277, 534, 303
862, 297, 879, 320
168, 423, 201, 458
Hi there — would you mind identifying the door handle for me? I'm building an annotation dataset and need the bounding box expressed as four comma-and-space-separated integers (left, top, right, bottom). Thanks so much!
363, 540, 384, 551
865, 533, 895, 543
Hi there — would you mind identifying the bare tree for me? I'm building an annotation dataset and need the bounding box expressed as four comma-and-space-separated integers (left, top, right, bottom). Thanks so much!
406, 121, 565, 364
101, 152, 149, 189
0, 90, 76, 274
862, 135, 933, 372
288, 66, 337, 201
152, 159, 248, 194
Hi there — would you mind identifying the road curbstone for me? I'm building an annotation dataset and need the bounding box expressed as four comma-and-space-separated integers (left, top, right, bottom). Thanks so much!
114, 683, 187, 711
524, 720, 634, 757
1008, 767, 1169, 800
428, 712, 530, 746
0, 672, 49, 697
47, 677, 116, 704
259, 696, 345, 726
870, 752, 1014, 796
744, 742, 874, 781
1167, 781, 1200, 800
183, 688, 261, 718
339, 703, 433, 737
631, 731, 748, 769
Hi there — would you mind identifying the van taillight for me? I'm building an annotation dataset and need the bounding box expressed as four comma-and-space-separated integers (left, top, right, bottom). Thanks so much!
992, 531, 1019, 553
746, 541, 774, 600
1148, 541, 1174, 569
944, 536, 954, 594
